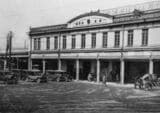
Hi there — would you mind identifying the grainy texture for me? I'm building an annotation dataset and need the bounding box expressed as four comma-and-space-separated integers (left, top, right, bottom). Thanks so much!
0, 82, 160, 113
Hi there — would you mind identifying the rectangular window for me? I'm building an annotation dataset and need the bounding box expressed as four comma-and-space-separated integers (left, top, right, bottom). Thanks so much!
103, 32, 108, 48
54, 36, 58, 50
34, 38, 37, 50
71, 35, 76, 49
34, 38, 41, 50
142, 29, 148, 46
46, 37, 50, 50
62, 35, 67, 49
37, 38, 41, 50
127, 30, 133, 47
91, 33, 96, 48
81, 34, 86, 49
115, 31, 120, 47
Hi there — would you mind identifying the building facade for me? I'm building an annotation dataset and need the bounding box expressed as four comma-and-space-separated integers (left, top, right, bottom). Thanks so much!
0, 48, 29, 70
29, 1, 160, 84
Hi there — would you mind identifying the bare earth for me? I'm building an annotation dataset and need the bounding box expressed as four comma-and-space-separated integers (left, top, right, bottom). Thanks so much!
0, 81, 160, 113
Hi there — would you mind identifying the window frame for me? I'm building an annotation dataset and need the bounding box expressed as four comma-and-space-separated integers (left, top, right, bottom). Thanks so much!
81, 34, 86, 49
91, 33, 96, 48
62, 35, 67, 49
54, 36, 58, 50
102, 32, 108, 48
127, 30, 134, 47
71, 35, 76, 49
142, 29, 148, 46
114, 31, 120, 48
46, 37, 50, 50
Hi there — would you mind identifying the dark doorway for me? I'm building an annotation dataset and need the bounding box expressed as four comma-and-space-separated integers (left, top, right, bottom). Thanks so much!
0, 60, 4, 70
154, 60, 160, 78
66, 60, 76, 79
18, 58, 28, 69
32, 59, 42, 70
111, 62, 120, 82
80, 61, 91, 80
125, 61, 149, 83
46, 59, 57, 70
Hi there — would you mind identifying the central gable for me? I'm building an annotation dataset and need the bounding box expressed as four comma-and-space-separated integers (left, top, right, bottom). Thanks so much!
67, 11, 113, 28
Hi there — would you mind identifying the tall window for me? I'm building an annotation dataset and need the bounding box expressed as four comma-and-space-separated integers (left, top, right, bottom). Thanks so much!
142, 29, 148, 46
71, 35, 76, 49
115, 31, 120, 47
81, 34, 86, 49
34, 38, 37, 50
34, 38, 41, 50
91, 33, 96, 48
46, 37, 50, 50
62, 35, 66, 49
37, 38, 41, 50
128, 30, 134, 46
103, 32, 108, 48
54, 36, 58, 50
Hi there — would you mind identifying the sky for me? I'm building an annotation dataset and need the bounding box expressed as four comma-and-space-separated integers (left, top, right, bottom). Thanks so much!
0, 0, 157, 50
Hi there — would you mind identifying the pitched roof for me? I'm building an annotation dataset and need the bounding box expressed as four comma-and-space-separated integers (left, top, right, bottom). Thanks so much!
30, 24, 67, 35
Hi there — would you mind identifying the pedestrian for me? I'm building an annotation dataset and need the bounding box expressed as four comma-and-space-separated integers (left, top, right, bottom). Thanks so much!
102, 71, 107, 86
87, 72, 92, 82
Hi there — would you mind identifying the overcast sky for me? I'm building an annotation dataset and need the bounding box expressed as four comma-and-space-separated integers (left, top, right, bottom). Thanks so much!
0, 0, 157, 50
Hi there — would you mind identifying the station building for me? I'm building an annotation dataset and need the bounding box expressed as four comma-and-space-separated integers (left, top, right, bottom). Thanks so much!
28, 1, 160, 84
0, 48, 29, 70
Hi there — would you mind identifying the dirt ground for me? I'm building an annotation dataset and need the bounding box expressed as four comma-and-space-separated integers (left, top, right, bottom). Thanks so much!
0, 81, 160, 113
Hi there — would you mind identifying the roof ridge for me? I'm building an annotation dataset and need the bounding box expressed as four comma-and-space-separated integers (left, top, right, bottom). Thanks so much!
101, 1, 160, 15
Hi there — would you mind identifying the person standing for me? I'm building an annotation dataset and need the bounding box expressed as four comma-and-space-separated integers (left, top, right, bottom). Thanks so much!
88, 72, 92, 82
102, 71, 107, 86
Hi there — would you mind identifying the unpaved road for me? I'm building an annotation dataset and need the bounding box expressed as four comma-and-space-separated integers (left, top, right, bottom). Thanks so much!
0, 82, 160, 113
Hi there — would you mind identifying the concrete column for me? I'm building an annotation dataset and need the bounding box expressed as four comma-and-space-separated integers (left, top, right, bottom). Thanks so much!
149, 59, 153, 74
4, 60, 7, 71
96, 59, 100, 83
28, 35, 32, 71
16, 58, 19, 69
120, 59, 125, 84
28, 58, 32, 71
58, 59, 61, 70
76, 59, 79, 81
42, 59, 46, 73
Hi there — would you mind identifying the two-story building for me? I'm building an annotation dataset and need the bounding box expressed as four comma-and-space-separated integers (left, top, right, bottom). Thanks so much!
29, 1, 160, 84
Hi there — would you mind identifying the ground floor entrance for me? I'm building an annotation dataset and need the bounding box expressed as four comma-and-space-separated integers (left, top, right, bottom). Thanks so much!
154, 60, 160, 77
125, 61, 149, 83
29, 58, 160, 84
0, 57, 28, 70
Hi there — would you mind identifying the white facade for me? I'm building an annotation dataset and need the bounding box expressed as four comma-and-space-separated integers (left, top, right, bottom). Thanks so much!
29, 1, 160, 84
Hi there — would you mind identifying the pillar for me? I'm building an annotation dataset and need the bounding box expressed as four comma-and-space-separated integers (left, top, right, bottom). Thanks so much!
76, 59, 79, 81
58, 59, 61, 70
42, 59, 46, 73
149, 59, 153, 74
96, 59, 100, 83
28, 58, 32, 71
120, 59, 125, 84
4, 60, 7, 71
16, 58, 19, 69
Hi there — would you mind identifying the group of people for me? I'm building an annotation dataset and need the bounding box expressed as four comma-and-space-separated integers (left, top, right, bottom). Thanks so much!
87, 69, 119, 87
87, 72, 107, 86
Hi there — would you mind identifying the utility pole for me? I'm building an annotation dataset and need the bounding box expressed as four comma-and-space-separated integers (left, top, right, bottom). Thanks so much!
8, 31, 12, 71
5, 31, 13, 71
58, 32, 61, 70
